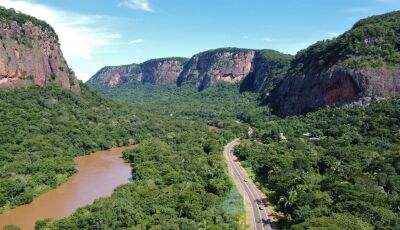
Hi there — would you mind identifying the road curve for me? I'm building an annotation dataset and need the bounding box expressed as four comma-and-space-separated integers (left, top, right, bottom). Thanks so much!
224, 139, 272, 230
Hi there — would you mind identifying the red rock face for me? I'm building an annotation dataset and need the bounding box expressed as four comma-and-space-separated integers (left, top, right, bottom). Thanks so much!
177, 49, 255, 90
87, 59, 186, 87
141, 60, 185, 84
88, 64, 139, 87
0, 21, 79, 91
321, 74, 359, 105
268, 68, 400, 116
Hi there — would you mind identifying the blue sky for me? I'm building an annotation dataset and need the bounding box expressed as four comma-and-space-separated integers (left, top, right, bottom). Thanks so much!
1, 0, 399, 81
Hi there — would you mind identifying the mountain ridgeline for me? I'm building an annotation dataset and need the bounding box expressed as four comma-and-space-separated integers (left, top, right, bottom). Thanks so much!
87, 48, 293, 97
0, 7, 79, 91
86, 57, 188, 89
88, 11, 400, 116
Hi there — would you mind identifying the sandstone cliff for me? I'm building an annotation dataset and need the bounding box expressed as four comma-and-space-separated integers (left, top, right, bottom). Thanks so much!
267, 11, 400, 116
86, 64, 140, 88
0, 8, 79, 91
87, 58, 188, 89
239, 49, 292, 98
177, 48, 256, 90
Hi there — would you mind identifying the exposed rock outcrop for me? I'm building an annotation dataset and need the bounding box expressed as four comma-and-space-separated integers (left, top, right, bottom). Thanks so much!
86, 64, 140, 88
0, 8, 79, 91
177, 48, 256, 90
267, 11, 400, 116
141, 59, 187, 84
87, 58, 188, 88
88, 48, 293, 95
239, 49, 293, 98
268, 68, 400, 116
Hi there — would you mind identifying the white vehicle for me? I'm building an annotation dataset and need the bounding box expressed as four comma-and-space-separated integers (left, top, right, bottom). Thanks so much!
258, 205, 265, 210
243, 178, 248, 182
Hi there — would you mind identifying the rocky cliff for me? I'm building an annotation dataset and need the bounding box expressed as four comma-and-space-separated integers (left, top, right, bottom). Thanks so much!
177, 48, 256, 90
239, 49, 293, 98
0, 8, 79, 91
267, 11, 400, 116
87, 58, 187, 89
86, 64, 140, 88
140, 58, 188, 84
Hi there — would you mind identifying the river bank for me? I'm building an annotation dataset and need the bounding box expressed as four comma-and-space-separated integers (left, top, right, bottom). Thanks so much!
0, 145, 136, 230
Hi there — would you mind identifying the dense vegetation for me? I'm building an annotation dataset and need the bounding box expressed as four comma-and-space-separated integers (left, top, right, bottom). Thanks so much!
2, 7, 400, 230
0, 84, 153, 211
290, 10, 400, 76
142, 57, 189, 65
236, 98, 400, 229
0, 7, 58, 40
50, 122, 246, 229
194, 47, 255, 57
90, 82, 265, 122
95, 78, 400, 229
0, 84, 248, 229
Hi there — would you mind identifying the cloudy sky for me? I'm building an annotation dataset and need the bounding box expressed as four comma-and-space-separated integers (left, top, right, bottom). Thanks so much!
1, 0, 399, 81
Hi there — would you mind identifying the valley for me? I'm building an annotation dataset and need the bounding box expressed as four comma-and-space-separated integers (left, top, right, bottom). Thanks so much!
0, 5, 399, 230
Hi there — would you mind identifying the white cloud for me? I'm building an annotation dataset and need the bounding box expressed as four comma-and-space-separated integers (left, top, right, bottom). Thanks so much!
129, 39, 144, 44
0, 0, 122, 80
118, 0, 153, 12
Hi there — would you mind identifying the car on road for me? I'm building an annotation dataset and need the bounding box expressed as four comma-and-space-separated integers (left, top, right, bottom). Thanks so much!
243, 178, 248, 182
258, 205, 265, 210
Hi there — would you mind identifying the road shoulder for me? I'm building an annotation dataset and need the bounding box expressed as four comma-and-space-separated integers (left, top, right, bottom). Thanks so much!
224, 140, 254, 230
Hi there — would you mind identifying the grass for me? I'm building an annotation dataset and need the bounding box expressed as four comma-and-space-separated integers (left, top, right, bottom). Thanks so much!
221, 186, 247, 229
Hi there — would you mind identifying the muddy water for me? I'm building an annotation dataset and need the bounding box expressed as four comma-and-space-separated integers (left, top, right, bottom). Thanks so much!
0, 146, 136, 230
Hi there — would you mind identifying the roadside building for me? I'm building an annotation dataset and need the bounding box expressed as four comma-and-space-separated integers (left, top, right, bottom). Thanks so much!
279, 133, 287, 142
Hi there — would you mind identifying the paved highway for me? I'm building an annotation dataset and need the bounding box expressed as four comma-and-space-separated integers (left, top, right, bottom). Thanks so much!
224, 139, 272, 230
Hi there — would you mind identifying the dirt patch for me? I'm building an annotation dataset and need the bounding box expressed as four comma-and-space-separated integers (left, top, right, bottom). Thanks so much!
208, 125, 222, 132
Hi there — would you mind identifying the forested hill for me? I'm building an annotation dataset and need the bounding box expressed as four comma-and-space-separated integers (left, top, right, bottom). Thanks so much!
89, 10, 400, 117
267, 11, 400, 116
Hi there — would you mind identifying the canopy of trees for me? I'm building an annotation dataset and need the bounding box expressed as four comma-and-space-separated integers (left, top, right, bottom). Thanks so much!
235, 98, 400, 229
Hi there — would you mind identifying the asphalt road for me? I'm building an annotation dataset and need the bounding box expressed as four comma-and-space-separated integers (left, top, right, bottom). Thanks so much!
224, 139, 272, 230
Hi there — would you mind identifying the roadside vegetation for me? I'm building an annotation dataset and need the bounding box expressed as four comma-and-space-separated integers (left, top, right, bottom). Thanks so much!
236, 98, 400, 229
51, 127, 245, 229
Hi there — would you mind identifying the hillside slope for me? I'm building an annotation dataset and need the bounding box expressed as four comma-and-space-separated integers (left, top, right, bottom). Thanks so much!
267, 11, 400, 116
0, 8, 79, 91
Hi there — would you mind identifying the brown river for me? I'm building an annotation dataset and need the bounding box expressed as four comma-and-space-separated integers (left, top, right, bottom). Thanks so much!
0, 146, 136, 230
